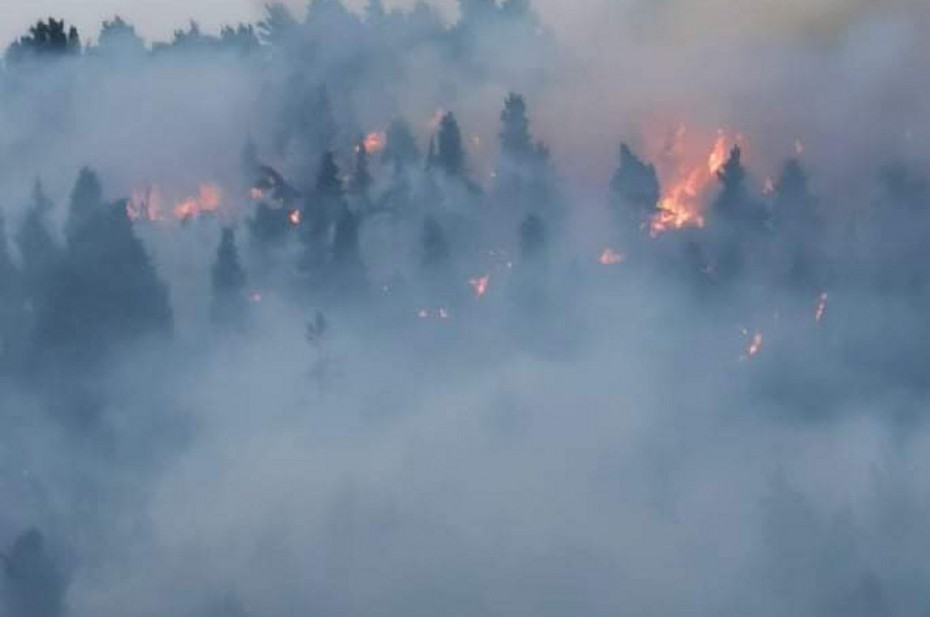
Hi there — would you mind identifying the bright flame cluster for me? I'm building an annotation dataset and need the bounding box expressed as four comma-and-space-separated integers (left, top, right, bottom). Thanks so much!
649, 129, 734, 237
127, 183, 223, 222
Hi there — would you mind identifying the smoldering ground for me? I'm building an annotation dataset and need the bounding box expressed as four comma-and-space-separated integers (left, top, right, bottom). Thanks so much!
1, 1, 930, 617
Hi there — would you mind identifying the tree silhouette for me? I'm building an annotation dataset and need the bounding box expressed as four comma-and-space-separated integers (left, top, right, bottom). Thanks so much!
6, 19, 81, 64
436, 112, 466, 177
34, 171, 172, 360
96, 16, 146, 56
383, 118, 420, 174
609, 144, 660, 230
500, 93, 533, 161
211, 228, 249, 327
16, 182, 60, 307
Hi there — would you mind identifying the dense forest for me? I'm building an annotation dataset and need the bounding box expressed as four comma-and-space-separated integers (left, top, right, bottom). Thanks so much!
1, 1, 929, 616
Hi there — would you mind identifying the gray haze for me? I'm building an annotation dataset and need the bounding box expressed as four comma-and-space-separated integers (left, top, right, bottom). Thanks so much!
0, 1, 929, 617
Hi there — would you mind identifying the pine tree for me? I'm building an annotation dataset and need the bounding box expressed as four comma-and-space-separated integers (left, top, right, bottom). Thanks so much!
16, 182, 60, 305
609, 144, 660, 229
301, 152, 344, 277
500, 93, 533, 161
34, 171, 172, 359
351, 138, 373, 196
383, 118, 420, 174
436, 112, 465, 177
211, 228, 248, 326
65, 167, 104, 247
772, 159, 822, 289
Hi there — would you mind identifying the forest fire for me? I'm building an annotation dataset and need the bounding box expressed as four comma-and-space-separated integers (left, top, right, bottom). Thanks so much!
599, 248, 626, 265
128, 183, 224, 222
649, 129, 734, 237
289, 209, 302, 226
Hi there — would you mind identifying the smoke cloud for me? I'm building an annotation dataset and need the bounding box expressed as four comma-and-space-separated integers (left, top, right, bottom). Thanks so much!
0, 1, 929, 617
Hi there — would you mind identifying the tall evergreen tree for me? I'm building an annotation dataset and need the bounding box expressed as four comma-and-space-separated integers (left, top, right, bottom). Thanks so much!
65, 167, 104, 246
771, 159, 822, 288
16, 182, 60, 306
351, 138, 373, 196
211, 228, 248, 327
383, 118, 420, 174
34, 171, 172, 360
436, 112, 465, 177
609, 144, 660, 230
499, 93, 533, 161
301, 152, 344, 277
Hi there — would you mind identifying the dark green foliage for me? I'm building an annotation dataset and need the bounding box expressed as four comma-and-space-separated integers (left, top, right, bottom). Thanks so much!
211, 228, 248, 327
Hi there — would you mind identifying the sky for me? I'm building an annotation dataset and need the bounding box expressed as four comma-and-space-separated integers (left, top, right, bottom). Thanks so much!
0, 0, 456, 49
1, 0, 920, 56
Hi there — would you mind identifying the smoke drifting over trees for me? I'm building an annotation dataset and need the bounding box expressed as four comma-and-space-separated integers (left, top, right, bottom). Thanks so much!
0, 1, 929, 616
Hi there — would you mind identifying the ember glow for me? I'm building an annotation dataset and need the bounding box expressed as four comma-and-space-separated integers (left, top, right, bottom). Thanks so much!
741, 331, 764, 361
599, 248, 626, 265
469, 275, 490, 298
815, 292, 829, 323
289, 209, 302, 226
363, 131, 386, 154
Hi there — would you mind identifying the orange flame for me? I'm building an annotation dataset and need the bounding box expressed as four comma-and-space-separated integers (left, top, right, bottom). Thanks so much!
289, 210, 302, 226
469, 275, 490, 299
174, 184, 222, 220
649, 128, 735, 237
363, 131, 386, 154
599, 248, 626, 265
